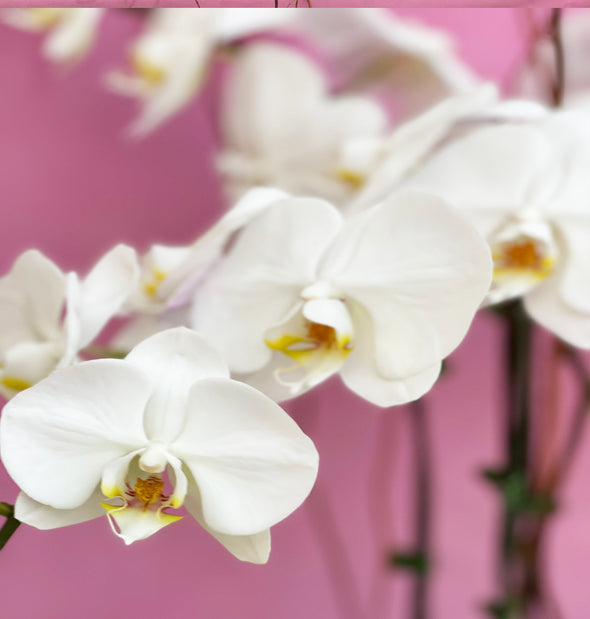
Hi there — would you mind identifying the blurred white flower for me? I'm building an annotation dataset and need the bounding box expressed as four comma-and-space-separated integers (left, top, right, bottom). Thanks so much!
191, 191, 492, 407
285, 8, 480, 118
218, 42, 388, 205
219, 42, 494, 208
114, 188, 285, 349
107, 9, 291, 136
2, 8, 103, 64
0, 245, 138, 398
1, 328, 318, 561
400, 107, 590, 348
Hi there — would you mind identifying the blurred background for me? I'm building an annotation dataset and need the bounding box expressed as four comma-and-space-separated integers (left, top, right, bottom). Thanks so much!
0, 8, 588, 619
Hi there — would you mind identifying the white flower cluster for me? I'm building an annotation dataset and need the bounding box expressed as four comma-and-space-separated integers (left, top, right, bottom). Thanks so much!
1, 8, 590, 565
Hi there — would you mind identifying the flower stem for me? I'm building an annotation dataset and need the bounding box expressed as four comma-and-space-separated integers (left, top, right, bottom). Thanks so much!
0, 503, 20, 551
82, 345, 129, 360
549, 9, 564, 107
409, 399, 431, 619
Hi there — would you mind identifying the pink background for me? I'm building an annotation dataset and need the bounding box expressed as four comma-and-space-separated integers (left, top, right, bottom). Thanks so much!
0, 8, 589, 619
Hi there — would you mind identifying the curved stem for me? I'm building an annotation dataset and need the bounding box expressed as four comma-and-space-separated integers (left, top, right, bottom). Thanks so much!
0, 503, 20, 551
550, 9, 564, 108
409, 399, 432, 619
366, 411, 400, 619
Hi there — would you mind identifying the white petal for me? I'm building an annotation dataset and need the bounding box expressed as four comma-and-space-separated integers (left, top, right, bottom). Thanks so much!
322, 191, 492, 379
66, 244, 140, 350
399, 123, 557, 237
184, 480, 271, 563
15, 490, 104, 530
214, 8, 292, 41
125, 328, 229, 443
1, 340, 63, 396
163, 187, 290, 307
524, 273, 590, 349
42, 8, 103, 63
220, 43, 325, 159
557, 219, 590, 314
191, 197, 342, 374
171, 378, 318, 536
0, 360, 151, 509
340, 302, 441, 406
0, 250, 65, 351
349, 84, 498, 213
103, 503, 181, 546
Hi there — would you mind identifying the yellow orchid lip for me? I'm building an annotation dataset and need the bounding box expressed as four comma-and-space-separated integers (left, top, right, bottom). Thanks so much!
1, 376, 32, 392
335, 169, 366, 190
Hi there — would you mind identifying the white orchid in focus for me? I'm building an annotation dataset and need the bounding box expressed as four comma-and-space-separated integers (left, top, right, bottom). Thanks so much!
107, 9, 291, 136
191, 191, 492, 407
218, 42, 495, 208
2, 8, 103, 64
0, 245, 138, 398
399, 106, 590, 348
0, 328, 319, 562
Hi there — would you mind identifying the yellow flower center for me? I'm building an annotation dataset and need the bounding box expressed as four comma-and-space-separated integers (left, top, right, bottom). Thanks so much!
132, 51, 166, 86
336, 169, 366, 190
142, 268, 167, 298
493, 237, 555, 280
134, 477, 165, 508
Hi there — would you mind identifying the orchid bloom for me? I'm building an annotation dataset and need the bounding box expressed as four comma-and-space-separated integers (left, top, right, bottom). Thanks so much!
0, 328, 319, 562
0, 245, 138, 398
284, 8, 480, 118
191, 191, 492, 407
114, 188, 285, 349
2, 8, 103, 64
107, 9, 290, 136
218, 42, 496, 208
399, 106, 590, 348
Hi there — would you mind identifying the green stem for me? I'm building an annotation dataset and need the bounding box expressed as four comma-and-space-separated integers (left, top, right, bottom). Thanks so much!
0, 503, 20, 551
82, 345, 129, 360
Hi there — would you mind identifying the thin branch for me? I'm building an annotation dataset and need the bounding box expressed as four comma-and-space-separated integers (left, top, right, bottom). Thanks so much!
409, 399, 432, 619
550, 9, 565, 107
0, 503, 20, 551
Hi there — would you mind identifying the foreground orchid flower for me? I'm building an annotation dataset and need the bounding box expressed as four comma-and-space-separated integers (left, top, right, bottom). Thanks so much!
0, 245, 138, 399
219, 42, 495, 208
191, 191, 492, 406
0, 328, 318, 562
2, 8, 103, 64
107, 9, 290, 136
400, 106, 590, 348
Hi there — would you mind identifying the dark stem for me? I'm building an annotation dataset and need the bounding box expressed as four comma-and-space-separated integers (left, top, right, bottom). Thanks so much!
499, 301, 533, 616
409, 399, 431, 619
550, 9, 564, 107
0, 503, 20, 551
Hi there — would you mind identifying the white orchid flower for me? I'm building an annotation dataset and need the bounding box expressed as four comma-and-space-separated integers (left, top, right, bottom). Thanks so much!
218, 41, 497, 209
191, 191, 492, 407
0, 245, 138, 398
2, 8, 103, 64
284, 8, 479, 119
0, 328, 319, 561
399, 106, 590, 348
114, 188, 285, 350
107, 9, 291, 136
